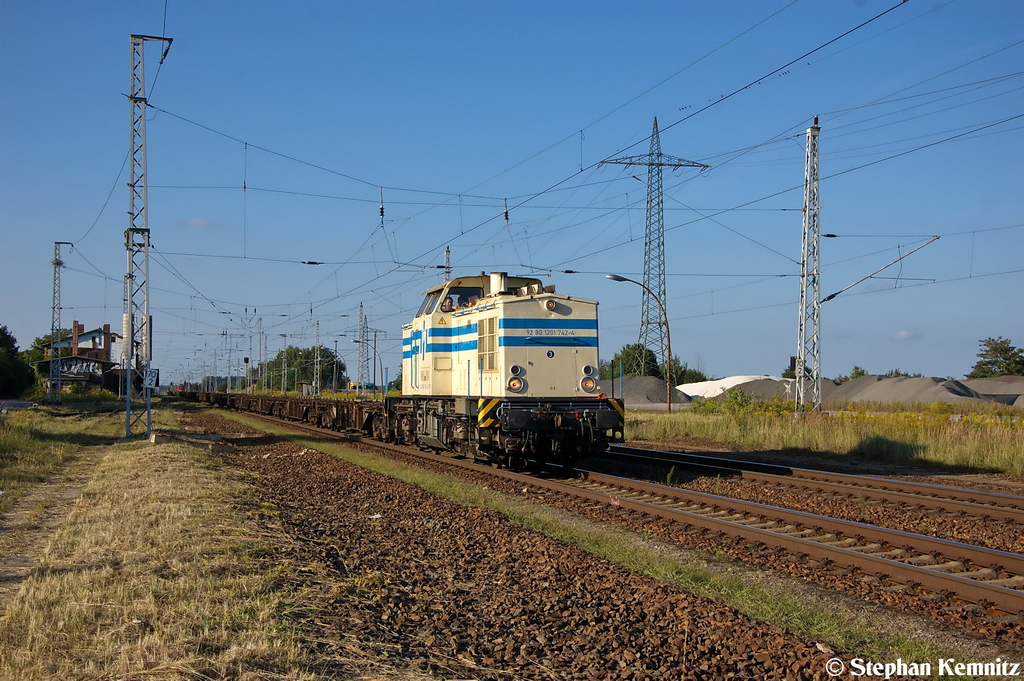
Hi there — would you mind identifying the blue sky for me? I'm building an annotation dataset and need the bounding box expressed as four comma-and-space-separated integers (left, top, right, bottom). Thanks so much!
2, 0, 1022, 385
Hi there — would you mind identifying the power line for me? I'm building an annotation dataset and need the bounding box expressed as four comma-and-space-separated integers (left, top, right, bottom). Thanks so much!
72, 152, 128, 244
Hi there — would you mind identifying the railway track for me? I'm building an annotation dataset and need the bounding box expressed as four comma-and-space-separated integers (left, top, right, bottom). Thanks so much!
207, 409, 1024, 619
608, 444, 1024, 524
561, 471, 1024, 615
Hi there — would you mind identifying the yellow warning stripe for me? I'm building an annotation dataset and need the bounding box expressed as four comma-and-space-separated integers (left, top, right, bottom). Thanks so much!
608, 398, 625, 424
477, 398, 501, 428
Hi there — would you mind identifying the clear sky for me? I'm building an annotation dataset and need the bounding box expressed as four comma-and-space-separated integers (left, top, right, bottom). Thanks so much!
2, 0, 1022, 385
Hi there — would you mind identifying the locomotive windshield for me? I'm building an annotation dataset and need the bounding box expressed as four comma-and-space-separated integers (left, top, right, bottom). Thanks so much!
416, 292, 440, 317
415, 285, 486, 317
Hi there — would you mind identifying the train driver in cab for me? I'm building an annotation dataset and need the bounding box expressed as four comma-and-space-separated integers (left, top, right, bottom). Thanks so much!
440, 296, 454, 312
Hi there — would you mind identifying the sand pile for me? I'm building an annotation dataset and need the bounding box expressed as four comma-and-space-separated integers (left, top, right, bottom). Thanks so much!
828, 375, 984, 405
606, 375, 690, 409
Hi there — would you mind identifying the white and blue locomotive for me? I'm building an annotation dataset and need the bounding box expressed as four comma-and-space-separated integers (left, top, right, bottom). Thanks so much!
391, 272, 624, 468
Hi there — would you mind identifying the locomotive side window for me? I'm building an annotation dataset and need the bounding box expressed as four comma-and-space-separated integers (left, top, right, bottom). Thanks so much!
479, 316, 498, 371
416, 292, 440, 317
448, 287, 483, 308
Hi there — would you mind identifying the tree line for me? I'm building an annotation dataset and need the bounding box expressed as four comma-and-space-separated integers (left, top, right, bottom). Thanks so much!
1, 325, 1022, 399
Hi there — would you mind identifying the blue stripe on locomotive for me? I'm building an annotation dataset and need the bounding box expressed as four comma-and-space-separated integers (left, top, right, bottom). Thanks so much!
403, 318, 597, 357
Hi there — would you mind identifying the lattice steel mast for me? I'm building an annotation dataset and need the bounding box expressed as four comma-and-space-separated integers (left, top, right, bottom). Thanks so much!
796, 117, 822, 411
124, 34, 171, 437
49, 242, 72, 404
314, 321, 322, 396
356, 304, 367, 397
601, 118, 707, 378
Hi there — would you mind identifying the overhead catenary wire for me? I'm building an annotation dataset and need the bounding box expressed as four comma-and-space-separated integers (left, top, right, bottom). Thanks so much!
139, 0, 982, 317
74, 1, 1018, 380
821, 236, 941, 303
146, 0, 908, 285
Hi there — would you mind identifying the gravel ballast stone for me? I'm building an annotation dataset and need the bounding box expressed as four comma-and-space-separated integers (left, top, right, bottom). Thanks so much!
229, 438, 847, 679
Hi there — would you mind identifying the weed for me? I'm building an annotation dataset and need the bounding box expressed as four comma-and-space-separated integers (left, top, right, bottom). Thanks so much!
626, 406, 1024, 475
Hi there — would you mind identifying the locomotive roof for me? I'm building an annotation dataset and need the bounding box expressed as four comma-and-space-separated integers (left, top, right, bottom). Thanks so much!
421, 273, 543, 295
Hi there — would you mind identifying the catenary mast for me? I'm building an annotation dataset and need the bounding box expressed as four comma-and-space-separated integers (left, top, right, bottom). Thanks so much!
796, 117, 822, 411
49, 242, 72, 404
124, 34, 171, 437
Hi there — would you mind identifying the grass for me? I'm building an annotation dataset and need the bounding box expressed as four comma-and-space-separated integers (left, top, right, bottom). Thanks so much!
628, 399, 1024, 475
3, 401, 1000, 677
220, 411, 975, 670
0, 436, 318, 680
0, 398, 179, 515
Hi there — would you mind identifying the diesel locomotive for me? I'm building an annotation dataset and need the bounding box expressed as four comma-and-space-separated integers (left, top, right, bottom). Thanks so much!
189, 272, 624, 469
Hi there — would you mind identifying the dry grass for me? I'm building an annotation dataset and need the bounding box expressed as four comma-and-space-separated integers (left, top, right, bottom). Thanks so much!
0, 440, 317, 680
0, 401, 178, 515
629, 406, 1024, 475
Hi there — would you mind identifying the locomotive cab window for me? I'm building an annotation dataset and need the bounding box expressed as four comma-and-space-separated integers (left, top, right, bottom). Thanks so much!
416, 292, 441, 317
447, 287, 483, 309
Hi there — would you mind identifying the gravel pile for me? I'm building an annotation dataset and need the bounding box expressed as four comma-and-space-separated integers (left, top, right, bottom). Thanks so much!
962, 376, 1024, 407
828, 375, 985, 405
607, 375, 691, 409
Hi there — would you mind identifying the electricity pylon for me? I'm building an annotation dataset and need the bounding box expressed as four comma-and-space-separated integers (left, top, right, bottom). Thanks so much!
601, 117, 707, 379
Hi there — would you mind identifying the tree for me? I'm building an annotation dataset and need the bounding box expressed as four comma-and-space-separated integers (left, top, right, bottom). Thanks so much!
21, 329, 71, 378
835, 365, 868, 383
0, 326, 35, 398
885, 368, 922, 378
600, 344, 659, 380
782, 359, 808, 380
388, 369, 403, 393
600, 345, 708, 385
967, 337, 1024, 379
256, 345, 346, 392
672, 359, 710, 385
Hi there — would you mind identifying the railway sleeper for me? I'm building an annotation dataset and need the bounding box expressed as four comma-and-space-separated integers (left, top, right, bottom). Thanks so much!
773, 526, 813, 536
863, 548, 909, 560
917, 560, 966, 573
817, 538, 860, 549
747, 521, 781, 530
985, 575, 1024, 588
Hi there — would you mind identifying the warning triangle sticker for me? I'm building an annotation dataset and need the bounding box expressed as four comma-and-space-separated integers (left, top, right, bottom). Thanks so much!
438, 317, 447, 325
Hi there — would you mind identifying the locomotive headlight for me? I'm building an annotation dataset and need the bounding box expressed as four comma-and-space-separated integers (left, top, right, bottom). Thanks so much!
507, 376, 524, 392
545, 300, 556, 311
580, 376, 597, 393
510, 364, 524, 376
582, 365, 596, 376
